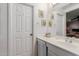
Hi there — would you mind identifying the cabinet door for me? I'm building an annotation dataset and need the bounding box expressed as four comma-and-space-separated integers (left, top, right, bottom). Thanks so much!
48, 50, 57, 56
37, 39, 46, 56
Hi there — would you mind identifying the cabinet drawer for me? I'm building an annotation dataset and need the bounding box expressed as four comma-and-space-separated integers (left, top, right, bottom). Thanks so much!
37, 39, 46, 56
46, 43, 76, 56
37, 39, 45, 47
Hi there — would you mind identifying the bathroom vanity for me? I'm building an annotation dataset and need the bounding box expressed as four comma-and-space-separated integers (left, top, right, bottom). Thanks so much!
37, 36, 79, 56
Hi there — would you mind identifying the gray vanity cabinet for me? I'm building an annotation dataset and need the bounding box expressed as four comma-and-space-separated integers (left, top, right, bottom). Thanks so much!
37, 39, 46, 56
46, 43, 77, 56
37, 38, 77, 56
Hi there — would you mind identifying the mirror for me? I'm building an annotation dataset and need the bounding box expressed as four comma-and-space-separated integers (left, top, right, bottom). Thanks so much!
66, 8, 79, 38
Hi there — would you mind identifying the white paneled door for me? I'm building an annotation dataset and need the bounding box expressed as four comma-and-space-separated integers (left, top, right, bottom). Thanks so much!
9, 4, 33, 56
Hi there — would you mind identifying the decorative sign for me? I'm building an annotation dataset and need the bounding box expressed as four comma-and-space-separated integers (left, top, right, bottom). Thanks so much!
38, 9, 44, 18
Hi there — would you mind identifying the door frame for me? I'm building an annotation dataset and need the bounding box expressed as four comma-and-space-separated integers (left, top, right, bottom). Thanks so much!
8, 3, 34, 56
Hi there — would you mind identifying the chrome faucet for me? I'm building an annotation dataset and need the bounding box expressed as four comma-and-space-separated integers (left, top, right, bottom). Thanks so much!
65, 37, 73, 43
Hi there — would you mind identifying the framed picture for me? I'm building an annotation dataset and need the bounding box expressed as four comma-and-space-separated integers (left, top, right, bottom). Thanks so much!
48, 20, 52, 27
38, 9, 44, 18
41, 20, 46, 26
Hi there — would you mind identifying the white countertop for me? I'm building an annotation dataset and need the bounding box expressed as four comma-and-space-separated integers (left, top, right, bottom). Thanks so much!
36, 35, 79, 55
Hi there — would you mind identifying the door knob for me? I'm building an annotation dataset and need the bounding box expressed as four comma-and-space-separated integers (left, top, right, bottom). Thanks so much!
30, 33, 33, 36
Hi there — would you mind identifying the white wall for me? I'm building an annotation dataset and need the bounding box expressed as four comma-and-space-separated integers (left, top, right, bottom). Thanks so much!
27, 3, 48, 35
0, 3, 8, 56
33, 3, 48, 55
33, 3, 56, 36
34, 3, 48, 36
